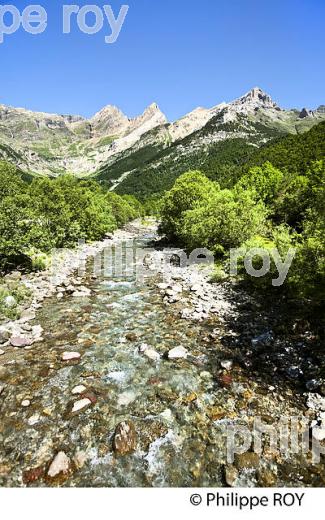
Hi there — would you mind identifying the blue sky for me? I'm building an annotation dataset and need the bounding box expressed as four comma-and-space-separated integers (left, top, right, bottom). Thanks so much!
0, 0, 324, 121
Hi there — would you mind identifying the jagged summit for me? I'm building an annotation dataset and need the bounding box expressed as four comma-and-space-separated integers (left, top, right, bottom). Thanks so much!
232, 87, 281, 111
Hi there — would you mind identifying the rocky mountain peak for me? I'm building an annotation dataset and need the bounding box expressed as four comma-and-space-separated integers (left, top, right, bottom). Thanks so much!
232, 87, 281, 111
140, 102, 167, 122
299, 107, 313, 119
90, 105, 129, 136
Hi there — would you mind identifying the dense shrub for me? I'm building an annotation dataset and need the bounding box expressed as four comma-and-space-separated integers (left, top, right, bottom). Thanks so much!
160, 162, 324, 301
159, 170, 219, 240
180, 187, 267, 254
0, 163, 143, 271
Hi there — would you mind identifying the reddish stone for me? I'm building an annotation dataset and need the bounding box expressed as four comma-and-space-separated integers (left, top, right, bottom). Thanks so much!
81, 391, 97, 404
219, 373, 233, 387
23, 466, 44, 484
148, 377, 161, 385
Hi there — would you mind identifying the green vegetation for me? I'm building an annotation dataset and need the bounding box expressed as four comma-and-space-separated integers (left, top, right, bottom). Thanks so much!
113, 120, 325, 201
112, 117, 283, 199
97, 135, 117, 147
159, 155, 324, 300
0, 281, 32, 320
0, 161, 143, 272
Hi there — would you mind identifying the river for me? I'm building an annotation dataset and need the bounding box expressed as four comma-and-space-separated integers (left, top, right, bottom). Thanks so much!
0, 222, 324, 487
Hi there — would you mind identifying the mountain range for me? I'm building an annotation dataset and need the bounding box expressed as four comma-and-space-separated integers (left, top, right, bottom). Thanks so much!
0, 87, 324, 197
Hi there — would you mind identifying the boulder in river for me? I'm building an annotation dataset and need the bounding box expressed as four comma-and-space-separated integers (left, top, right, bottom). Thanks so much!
113, 421, 137, 455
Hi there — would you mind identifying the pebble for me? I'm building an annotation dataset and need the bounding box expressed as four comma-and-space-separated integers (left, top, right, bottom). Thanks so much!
47, 451, 70, 478
235, 452, 260, 470
312, 426, 325, 441
71, 385, 87, 395
61, 351, 81, 361
225, 465, 238, 486
21, 400, 31, 407
143, 349, 161, 361
138, 343, 149, 353
221, 360, 233, 370
0, 349, 5, 356
10, 336, 33, 348
118, 391, 137, 407
71, 398, 92, 413
306, 393, 325, 411
200, 371, 213, 380
113, 421, 137, 455
159, 408, 174, 423
32, 325, 43, 337
20, 310, 36, 322
4, 295, 16, 308
168, 346, 188, 359
28, 414, 40, 426
157, 283, 168, 290
73, 450, 88, 469
0, 330, 10, 344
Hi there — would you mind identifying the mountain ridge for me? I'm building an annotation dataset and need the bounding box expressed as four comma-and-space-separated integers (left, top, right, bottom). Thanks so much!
0, 88, 324, 186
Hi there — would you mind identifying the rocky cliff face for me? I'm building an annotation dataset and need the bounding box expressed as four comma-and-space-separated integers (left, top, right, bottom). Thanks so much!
0, 88, 323, 179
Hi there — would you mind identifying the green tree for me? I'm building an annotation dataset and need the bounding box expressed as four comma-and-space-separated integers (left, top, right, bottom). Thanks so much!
236, 161, 284, 205
159, 170, 219, 239
180, 188, 267, 253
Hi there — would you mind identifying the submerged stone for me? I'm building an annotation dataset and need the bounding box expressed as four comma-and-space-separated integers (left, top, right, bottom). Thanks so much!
113, 421, 137, 455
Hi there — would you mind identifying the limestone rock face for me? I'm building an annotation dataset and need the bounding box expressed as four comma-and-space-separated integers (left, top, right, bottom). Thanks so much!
231, 87, 281, 112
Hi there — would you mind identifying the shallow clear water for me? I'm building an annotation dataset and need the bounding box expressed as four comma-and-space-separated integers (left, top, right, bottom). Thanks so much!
0, 231, 324, 487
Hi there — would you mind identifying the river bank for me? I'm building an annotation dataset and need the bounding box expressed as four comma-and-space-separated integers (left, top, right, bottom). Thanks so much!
0, 220, 324, 487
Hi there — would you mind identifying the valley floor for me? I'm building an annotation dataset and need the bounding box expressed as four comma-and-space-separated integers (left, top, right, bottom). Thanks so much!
0, 221, 324, 487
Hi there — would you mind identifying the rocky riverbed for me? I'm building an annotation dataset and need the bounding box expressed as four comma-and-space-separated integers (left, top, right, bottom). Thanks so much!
0, 220, 324, 487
